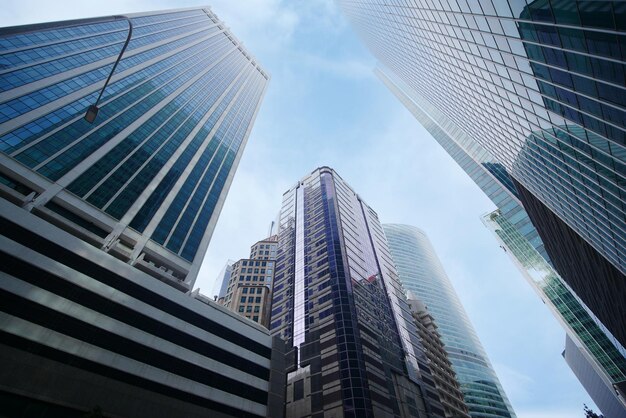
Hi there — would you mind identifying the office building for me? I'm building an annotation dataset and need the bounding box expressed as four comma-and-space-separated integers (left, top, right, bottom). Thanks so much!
407, 298, 470, 418
383, 224, 516, 418
484, 209, 626, 416
0, 197, 285, 418
0, 8, 281, 418
339, 0, 626, 351
0, 7, 269, 290
271, 167, 445, 418
379, 65, 626, 415
564, 335, 626, 418
214, 260, 235, 304
219, 235, 277, 327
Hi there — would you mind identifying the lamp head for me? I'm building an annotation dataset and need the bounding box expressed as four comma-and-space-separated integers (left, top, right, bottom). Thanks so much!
84, 105, 99, 123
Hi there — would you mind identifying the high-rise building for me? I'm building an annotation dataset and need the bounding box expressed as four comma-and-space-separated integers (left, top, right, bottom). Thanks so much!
407, 297, 470, 418
214, 260, 235, 303
563, 335, 626, 418
338, 0, 626, 353
0, 7, 269, 290
219, 235, 277, 327
483, 209, 626, 415
383, 224, 516, 418
378, 66, 626, 416
271, 167, 445, 418
0, 9, 282, 418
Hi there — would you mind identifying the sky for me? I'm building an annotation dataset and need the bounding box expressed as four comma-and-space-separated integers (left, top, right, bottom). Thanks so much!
1, 1, 600, 416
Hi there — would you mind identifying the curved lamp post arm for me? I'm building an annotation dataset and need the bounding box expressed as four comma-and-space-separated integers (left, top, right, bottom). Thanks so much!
85, 17, 133, 123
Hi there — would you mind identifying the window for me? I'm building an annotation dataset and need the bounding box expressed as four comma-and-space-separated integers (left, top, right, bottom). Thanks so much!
248, 297, 254, 303
255, 297, 261, 303
294, 379, 304, 401
246, 306, 252, 313
253, 316, 259, 322
238, 306, 244, 312
257, 288, 263, 294
242, 288, 248, 294
240, 296, 246, 303
254, 306, 260, 313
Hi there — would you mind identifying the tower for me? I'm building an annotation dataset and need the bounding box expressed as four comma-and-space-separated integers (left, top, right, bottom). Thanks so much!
339, 0, 626, 354
0, 7, 269, 289
0, 9, 282, 417
270, 167, 445, 418
383, 224, 516, 418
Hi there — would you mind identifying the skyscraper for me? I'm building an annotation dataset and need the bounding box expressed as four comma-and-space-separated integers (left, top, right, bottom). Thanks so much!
383, 224, 516, 418
378, 66, 626, 416
483, 208, 626, 415
0, 9, 282, 418
0, 7, 269, 289
270, 167, 445, 418
219, 235, 277, 327
338, 0, 626, 352
563, 335, 626, 418
407, 297, 470, 418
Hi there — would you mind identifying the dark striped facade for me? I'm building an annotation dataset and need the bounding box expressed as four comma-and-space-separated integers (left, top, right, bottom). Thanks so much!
0, 197, 284, 418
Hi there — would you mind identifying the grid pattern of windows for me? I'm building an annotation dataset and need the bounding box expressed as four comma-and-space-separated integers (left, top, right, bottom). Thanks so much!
220, 237, 277, 327
0, 8, 268, 286
484, 210, 626, 385
339, 0, 626, 282
379, 62, 626, 414
271, 168, 445, 418
383, 224, 515, 418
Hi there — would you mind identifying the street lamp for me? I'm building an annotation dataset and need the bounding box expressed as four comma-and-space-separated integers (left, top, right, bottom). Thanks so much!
84, 16, 133, 123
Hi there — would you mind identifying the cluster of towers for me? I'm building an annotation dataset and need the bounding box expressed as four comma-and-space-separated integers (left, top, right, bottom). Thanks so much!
0, 1, 624, 417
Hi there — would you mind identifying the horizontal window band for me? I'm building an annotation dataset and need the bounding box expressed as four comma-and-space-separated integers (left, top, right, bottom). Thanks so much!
0, 216, 271, 358
0, 332, 264, 418
0, 249, 270, 381
0, 288, 268, 405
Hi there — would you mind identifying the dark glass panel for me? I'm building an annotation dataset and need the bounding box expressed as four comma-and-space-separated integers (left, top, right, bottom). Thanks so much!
578, 1, 615, 29
528, 0, 554, 22
552, 0, 581, 25
559, 27, 588, 53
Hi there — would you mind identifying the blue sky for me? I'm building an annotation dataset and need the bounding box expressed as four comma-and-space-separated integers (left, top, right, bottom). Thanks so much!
2, 1, 598, 416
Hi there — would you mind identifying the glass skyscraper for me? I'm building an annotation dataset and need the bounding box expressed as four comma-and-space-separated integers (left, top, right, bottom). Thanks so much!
564, 335, 626, 418
0, 9, 284, 418
339, 0, 626, 353
383, 224, 516, 418
271, 167, 445, 418
483, 210, 626, 414
0, 7, 269, 289
377, 48, 626, 417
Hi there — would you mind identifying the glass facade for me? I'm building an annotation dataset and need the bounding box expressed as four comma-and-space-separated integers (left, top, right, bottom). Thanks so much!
483, 209, 626, 415
378, 59, 626, 416
383, 224, 516, 418
0, 8, 268, 289
339, 0, 626, 351
339, 0, 626, 276
271, 167, 444, 418
563, 335, 626, 418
